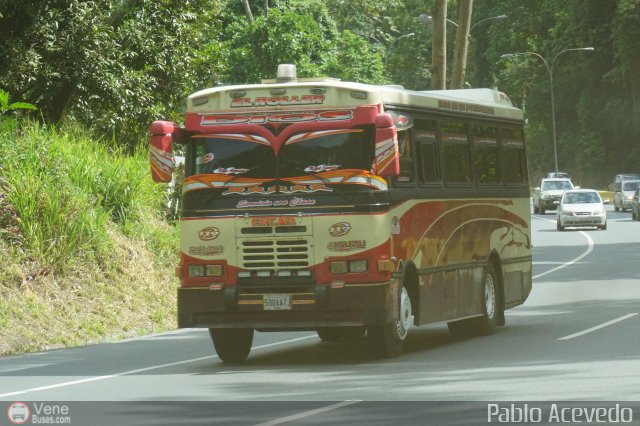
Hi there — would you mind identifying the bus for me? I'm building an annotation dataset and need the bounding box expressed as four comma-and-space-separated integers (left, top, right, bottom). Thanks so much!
149, 64, 532, 363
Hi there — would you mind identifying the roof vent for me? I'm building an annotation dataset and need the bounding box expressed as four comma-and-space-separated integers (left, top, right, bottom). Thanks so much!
277, 64, 297, 83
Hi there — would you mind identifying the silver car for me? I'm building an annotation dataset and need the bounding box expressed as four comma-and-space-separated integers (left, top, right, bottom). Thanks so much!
614, 180, 640, 212
556, 189, 607, 231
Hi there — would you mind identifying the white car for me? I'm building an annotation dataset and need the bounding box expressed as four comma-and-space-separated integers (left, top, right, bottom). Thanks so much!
556, 189, 607, 231
533, 178, 575, 214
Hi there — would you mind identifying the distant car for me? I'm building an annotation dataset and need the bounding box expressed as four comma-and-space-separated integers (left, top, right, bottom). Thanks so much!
545, 172, 570, 179
556, 189, 607, 231
614, 180, 640, 212
532, 178, 575, 214
608, 173, 640, 192
631, 188, 640, 221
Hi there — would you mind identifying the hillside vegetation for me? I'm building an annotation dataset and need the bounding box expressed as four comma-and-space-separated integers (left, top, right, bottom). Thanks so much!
0, 118, 179, 355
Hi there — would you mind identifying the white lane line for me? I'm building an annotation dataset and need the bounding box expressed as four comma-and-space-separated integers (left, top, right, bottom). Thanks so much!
558, 313, 638, 340
0, 334, 317, 398
253, 400, 361, 426
533, 217, 594, 280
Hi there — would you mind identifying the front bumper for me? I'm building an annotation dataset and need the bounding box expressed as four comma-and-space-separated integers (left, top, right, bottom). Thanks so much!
541, 197, 561, 208
559, 214, 605, 227
177, 281, 396, 330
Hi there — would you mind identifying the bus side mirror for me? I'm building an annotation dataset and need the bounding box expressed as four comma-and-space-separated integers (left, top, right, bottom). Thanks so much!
374, 113, 400, 177
149, 120, 181, 183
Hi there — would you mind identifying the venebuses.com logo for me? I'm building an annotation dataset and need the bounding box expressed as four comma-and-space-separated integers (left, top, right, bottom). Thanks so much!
6, 401, 72, 425
7, 402, 30, 424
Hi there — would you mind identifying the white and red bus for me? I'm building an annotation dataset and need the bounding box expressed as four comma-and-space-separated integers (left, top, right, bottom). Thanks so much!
150, 64, 531, 363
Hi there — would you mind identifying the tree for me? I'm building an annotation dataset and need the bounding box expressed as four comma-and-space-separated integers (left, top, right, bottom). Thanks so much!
221, 2, 385, 85
431, 0, 447, 89
241, 0, 254, 22
451, 0, 473, 88
0, 0, 223, 146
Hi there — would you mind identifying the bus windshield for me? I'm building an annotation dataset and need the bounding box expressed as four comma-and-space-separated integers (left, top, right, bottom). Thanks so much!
191, 127, 374, 180
279, 128, 374, 177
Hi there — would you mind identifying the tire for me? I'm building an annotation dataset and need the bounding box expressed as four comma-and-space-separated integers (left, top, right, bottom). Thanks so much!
632, 209, 637, 221
447, 262, 499, 337
533, 203, 539, 214
209, 328, 254, 363
368, 285, 412, 358
556, 219, 564, 232
600, 222, 607, 231
614, 201, 619, 212
317, 327, 366, 342
539, 203, 545, 215
474, 263, 499, 335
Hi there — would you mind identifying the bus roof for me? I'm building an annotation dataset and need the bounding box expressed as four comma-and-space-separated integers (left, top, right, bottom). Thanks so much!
187, 77, 523, 121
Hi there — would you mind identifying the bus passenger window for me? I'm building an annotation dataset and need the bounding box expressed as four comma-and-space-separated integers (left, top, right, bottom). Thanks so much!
395, 129, 415, 183
415, 119, 440, 184
501, 127, 527, 184
474, 125, 499, 184
442, 122, 470, 184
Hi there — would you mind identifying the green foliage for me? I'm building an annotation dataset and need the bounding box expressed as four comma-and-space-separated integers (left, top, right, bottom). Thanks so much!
220, 2, 387, 84
0, 89, 37, 115
223, 6, 333, 83
0, 0, 223, 146
0, 119, 175, 272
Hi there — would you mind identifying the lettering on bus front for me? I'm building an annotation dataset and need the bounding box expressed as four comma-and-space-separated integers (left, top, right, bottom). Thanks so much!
223, 183, 332, 195
230, 95, 325, 108
235, 197, 317, 208
200, 110, 353, 126
251, 216, 298, 227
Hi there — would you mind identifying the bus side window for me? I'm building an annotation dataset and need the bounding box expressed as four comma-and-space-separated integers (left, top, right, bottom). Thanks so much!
442, 121, 471, 184
415, 119, 440, 184
501, 127, 527, 184
395, 129, 415, 184
473, 124, 499, 184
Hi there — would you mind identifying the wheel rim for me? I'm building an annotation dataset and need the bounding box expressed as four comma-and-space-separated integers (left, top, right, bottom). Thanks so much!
484, 273, 496, 319
395, 287, 412, 340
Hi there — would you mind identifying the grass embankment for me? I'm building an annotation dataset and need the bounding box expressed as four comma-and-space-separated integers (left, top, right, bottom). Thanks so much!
0, 119, 179, 355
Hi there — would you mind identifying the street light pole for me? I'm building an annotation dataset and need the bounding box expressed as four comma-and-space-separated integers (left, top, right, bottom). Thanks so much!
469, 14, 507, 33
385, 33, 415, 72
419, 13, 507, 33
500, 47, 594, 174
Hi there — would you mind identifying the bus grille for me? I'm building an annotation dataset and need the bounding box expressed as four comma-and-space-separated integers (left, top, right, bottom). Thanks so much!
240, 238, 311, 272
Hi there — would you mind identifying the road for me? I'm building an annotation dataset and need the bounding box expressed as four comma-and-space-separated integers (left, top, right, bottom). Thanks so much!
1, 207, 639, 425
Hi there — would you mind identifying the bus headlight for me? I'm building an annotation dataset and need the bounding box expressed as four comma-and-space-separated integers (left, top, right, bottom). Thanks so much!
330, 260, 368, 273
349, 260, 368, 273
188, 265, 205, 277
205, 265, 223, 277
330, 261, 348, 274
188, 264, 224, 278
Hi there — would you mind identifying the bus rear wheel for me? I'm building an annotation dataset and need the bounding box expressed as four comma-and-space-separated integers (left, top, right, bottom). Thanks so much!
448, 263, 499, 337
368, 286, 412, 358
209, 328, 254, 364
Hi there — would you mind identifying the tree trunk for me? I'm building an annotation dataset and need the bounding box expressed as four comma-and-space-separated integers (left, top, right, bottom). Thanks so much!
431, 0, 447, 89
451, 0, 473, 89
241, 0, 253, 23
264, 0, 269, 17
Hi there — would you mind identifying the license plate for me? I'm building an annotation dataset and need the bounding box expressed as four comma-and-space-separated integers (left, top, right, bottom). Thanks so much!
263, 295, 291, 311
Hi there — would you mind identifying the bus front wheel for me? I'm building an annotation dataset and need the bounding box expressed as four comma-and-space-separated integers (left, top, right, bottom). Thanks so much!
368, 286, 412, 358
209, 328, 254, 363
